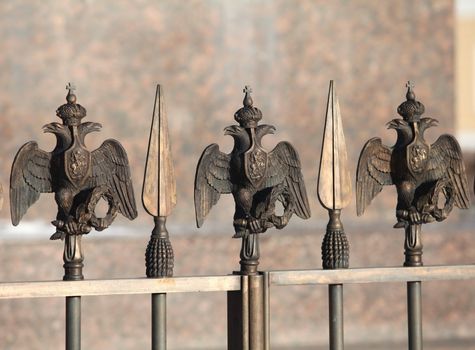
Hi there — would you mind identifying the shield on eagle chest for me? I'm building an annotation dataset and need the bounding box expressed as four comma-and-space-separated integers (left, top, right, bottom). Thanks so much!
244, 143, 268, 187
406, 134, 430, 177
64, 140, 91, 187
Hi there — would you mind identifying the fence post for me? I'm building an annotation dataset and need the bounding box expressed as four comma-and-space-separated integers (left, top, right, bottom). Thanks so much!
248, 274, 264, 350
63, 234, 84, 350
151, 293, 167, 350
263, 271, 270, 350
65, 296, 81, 350
228, 274, 249, 350
404, 223, 423, 350
228, 273, 265, 350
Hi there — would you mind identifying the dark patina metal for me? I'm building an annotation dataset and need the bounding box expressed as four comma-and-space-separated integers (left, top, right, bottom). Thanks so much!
194, 86, 311, 274
146, 216, 174, 278
10, 83, 137, 350
356, 81, 470, 350
356, 81, 470, 266
10, 82, 138, 280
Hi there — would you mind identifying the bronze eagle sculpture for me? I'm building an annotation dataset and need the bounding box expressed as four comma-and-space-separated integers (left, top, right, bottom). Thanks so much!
194, 86, 310, 273
356, 82, 470, 229
10, 83, 137, 240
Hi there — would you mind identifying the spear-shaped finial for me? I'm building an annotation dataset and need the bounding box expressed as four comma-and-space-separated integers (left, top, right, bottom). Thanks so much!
318, 80, 351, 269
318, 80, 351, 350
143, 84, 176, 278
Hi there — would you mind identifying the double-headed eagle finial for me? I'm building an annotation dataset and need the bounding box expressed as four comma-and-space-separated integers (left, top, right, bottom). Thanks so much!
10, 83, 137, 280
195, 86, 311, 274
356, 82, 470, 266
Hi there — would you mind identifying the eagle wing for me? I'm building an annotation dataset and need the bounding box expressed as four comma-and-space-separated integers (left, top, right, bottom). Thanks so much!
10, 141, 52, 225
356, 138, 393, 216
265, 141, 311, 219
90, 139, 138, 220
426, 134, 470, 209
194, 144, 232, 227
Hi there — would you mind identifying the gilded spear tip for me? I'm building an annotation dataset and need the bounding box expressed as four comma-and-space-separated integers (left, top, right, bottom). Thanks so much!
319, 81, 351, 269
142, 84, 177, 217
317, 80, 352, 210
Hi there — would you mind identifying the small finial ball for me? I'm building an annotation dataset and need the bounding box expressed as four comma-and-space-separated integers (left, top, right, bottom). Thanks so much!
67, 93, 77, 104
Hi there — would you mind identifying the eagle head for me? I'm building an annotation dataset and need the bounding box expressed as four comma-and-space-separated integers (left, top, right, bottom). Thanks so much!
224, 125, 250, 154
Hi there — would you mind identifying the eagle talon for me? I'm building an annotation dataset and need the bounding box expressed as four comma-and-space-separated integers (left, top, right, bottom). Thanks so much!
50, 230, 66, 240
393, 220, 407, 229
271, 214, 289, 229
408, 208, 422, 225
249, 218, 263, 234
233, 218, 247, 238
422, 214, 435, 223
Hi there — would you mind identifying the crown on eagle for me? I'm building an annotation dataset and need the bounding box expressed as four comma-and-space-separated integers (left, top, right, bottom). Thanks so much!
56, 82, 87, 126
234, 86, 263, 128
397, 81, 425, 122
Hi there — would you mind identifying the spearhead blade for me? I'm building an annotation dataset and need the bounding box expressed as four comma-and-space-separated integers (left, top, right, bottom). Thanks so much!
142, 85, 177, 217
318, 80, 352, 210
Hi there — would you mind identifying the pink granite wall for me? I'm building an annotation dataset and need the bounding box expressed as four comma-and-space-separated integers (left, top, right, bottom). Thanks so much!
1, 1, 474, 349
0, 0, 458, 227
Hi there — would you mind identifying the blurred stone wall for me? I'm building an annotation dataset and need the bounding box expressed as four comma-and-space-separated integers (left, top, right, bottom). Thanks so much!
0, 0, 457, 230
2, 1, 475, 350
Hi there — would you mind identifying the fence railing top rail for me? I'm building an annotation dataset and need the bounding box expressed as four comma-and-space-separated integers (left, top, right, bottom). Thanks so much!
0, 274, 241, 299
1, 264, 474, 300
269, 264, 475, 285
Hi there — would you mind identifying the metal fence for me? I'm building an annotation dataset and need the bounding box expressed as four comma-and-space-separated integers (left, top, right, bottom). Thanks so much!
4, 82, 474, 350
1, 264, 474, 349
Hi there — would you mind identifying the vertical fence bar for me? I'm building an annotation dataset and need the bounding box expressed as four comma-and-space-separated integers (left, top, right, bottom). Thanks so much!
329, 284, 344, 350
407, 281, 423, 350
65, 296, 81, 350
263, 272, 270, 350
63, 234, 84, 350
405, 224, 423, 350
241, 275, 250, 350
321, 210, 348, 350
228, 274, 249, 350
146, 216, 173, 350
249, 274, 264, 350
152, 293, 167, 350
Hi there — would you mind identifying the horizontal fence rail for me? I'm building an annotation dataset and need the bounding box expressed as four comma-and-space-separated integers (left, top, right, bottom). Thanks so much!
269, 264, 475, 285
1, 264, 474, 300
1, 264, 475, 350
0, 275, 242, 299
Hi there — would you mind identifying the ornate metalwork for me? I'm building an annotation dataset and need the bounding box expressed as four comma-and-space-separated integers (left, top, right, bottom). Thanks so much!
10, 83, 137, 280
318, 80, 351, 350
143, 85, 176, 279
194, 86, 311, 274
318, 81, 351, 270
356, 81, 470, 266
